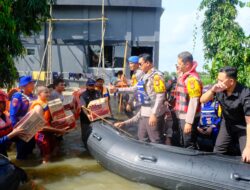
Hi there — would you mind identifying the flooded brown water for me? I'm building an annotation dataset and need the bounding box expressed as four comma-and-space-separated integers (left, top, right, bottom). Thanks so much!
8, 95, 159, 190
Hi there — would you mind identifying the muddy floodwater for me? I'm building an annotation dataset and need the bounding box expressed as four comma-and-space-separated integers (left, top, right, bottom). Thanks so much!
8, 95, 159, 190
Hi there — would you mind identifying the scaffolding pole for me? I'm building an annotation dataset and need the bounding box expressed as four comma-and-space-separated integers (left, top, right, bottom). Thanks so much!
46, 2, 53, 86
97, 0, 106, 76
44, 1, 107, 82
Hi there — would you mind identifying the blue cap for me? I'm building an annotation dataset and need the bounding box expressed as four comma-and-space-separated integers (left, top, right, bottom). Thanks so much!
128, 56, 139, 64
19, 76, 35, 87
86, 78, 96, 86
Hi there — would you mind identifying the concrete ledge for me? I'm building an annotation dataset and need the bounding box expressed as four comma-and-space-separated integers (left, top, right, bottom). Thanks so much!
55, 0, 162, 8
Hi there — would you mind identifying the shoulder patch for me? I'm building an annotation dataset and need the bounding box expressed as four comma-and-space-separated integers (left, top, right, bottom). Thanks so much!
153, 74, 166, 93
186, 77, 202, 98
12, 98, 19, 107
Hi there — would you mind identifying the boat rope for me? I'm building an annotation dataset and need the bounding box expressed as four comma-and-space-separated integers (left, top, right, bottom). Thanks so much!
81, 105, 133, 138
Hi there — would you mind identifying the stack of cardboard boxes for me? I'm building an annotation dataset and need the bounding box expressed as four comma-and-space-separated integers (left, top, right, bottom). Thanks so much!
48, 99, 76, 129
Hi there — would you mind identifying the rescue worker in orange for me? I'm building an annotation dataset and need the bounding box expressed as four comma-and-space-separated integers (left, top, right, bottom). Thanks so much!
31, 86, 69, 163
174, 51, 202, 148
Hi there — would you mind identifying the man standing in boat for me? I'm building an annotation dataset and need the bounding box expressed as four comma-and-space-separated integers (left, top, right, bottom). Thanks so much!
174, 51, 202, 148
110, 56, 144, 116
200, 66, 250, 163
115, 53, 167, 144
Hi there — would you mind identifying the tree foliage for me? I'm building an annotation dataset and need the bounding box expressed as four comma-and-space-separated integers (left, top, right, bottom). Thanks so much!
199, 0, 250, 87
0, 0, 50, 88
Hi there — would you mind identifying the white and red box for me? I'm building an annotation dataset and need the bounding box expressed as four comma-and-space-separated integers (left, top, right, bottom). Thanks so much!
51, 110, 76, 129
86, 98, 111, 122
48, 99, 66, 120
15, 110, 45, 142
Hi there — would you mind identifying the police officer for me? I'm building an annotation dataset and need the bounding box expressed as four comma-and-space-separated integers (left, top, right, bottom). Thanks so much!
79, 78, 102, 145
110, 56, 144, 115
174, 51, 202, 148
201, 66, 250, 163
115, 54, 166, 143
10, 76, 37, 159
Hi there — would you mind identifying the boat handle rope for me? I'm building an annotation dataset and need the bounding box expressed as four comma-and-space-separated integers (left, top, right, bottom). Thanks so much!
92, 133, 102, 141
231, 173, 250, 182
139, 154, 157, 163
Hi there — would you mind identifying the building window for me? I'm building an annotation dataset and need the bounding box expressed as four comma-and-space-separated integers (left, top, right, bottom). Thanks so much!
131, 46, 153, 58
88, 45, 113, 68
113, 46, 125, 68
26, 48, 35, 55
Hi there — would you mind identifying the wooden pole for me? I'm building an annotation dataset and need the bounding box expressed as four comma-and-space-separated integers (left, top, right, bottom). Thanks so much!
97, 0, 106, 76
46, 2, 53, 86
81, 105, 133, 138
35, 28, 51, 87
118, 41, 128, 113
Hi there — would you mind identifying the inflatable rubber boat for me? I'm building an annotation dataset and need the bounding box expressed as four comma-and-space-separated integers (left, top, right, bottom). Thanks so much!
87, 121, 250, 190
0, 154, 27, 190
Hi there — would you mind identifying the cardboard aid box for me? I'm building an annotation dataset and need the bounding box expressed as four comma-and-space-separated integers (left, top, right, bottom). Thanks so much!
51, 110, 76, 129
86, 98, 111, 122
15, 110, 46, 142
63, 96, 73, 111
48, 99, 66, 120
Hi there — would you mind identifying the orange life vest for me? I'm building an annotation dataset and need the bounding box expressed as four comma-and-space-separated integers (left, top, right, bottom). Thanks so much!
6, 88, 20, 114
174, 67, 202, 113
30, 99, 52, 125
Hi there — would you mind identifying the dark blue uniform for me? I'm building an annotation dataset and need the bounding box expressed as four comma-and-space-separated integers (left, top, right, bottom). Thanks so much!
10, 91, 37, 159
79, 89, 102, 144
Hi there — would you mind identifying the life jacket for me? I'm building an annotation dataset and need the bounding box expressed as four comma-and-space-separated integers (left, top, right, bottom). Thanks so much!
200, 100, 222, 127
137, 80, 151, 106
136, 69, 163, 106
174, 62, 202, 113
30, 100, 52, 125
6, 88, 20, 114
131, 74, 138, 87
95, 86, 109, 98
0, 113, 12, 137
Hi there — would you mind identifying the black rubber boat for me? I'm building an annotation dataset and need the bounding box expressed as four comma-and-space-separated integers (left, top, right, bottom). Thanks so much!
87, 121, 250, 190
0, 154, 27, 190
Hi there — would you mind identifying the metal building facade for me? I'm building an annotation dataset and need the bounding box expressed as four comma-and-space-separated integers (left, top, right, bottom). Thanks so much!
15, 0, 163, 84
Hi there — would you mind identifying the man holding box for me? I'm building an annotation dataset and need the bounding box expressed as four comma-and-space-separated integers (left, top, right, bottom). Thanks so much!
79, 78, 102, 145
10, 76, 37, 160
31, 86, 69, 163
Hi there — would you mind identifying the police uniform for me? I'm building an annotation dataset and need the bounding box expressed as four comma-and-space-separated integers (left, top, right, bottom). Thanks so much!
9, 76, 36, 160
118, 56, 144, 111
10, 91, 36, 159
174, 63, 202, 148
124, 68, 167, 143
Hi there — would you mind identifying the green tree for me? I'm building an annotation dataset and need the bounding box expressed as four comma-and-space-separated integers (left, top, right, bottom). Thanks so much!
199, 0, 250, 87
0, 0, 50, 88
